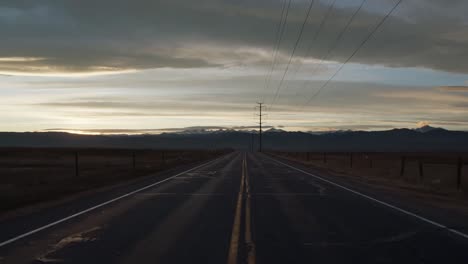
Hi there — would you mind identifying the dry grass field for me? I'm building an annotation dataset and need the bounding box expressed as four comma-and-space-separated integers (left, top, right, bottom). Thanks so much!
269, 151, 468, 196
0, 148, 229, 212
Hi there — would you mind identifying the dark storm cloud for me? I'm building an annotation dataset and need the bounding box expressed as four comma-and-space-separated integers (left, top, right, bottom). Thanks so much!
1, 0, 468, 74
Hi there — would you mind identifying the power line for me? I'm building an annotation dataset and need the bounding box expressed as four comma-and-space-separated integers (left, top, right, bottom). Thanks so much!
262, 0, 292, 103
310, 0, 338, 47
294, 0, 366, 103
302, 0, 402, 108
283, 0, 339, 103
261, 0, 287, 103
270, 0, 316, 107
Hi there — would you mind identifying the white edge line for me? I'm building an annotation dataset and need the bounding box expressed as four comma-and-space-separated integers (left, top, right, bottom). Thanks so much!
0, 155, 228, 248
266, 155, 468, 240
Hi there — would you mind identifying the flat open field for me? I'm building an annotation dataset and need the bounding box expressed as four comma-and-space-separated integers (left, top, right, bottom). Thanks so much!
268, 151, 468, 196
0, 148, 229, 212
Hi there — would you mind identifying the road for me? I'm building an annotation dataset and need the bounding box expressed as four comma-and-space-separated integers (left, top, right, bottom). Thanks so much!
1, 151, 468, 263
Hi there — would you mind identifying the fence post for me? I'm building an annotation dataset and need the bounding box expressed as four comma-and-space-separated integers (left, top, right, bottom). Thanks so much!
400, 156, 406, 177
457, 156, 463, 190
418, 160, 424, 183
75, 151, 79, 177
132, 151, 136, 169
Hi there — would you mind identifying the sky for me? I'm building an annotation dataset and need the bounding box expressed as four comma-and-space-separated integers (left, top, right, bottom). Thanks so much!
1, 0, 468, 133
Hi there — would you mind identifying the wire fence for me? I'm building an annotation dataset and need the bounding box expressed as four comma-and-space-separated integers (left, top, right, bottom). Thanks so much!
267, 151, 468, 193
0, 148, 230, 211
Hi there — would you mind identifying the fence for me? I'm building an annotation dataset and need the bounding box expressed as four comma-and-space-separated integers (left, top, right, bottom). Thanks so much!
267, 151, 468, 193
0, 148, 230, 211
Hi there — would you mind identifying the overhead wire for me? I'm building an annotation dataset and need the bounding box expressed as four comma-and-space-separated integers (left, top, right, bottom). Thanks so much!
301, 0, 403, 108
270, 0, 316, 108
293, 0, 367, 106
261, 0, 287, 104
283, 0, 339, 104
261, 0, 292, 103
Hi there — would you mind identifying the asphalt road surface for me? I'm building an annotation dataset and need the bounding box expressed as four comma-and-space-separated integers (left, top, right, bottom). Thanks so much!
1, 151, 468, 263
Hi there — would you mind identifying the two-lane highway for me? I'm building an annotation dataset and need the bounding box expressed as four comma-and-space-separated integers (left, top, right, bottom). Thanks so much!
248, 153, 468, 263
1, 151, 468, 263
0, 152, 242, 264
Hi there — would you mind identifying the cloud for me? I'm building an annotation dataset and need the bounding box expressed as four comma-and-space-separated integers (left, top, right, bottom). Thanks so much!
438, 86, 468, 92
0, 52, 218, 76
1, 0, 468, 75
374, 90, 468, 104
452, 102, 468, 108
0, 57, 44, 62
416, 121, 430, 128
33, 93, 260, 118
5, 75, 468, 132
44, 125, 275, 135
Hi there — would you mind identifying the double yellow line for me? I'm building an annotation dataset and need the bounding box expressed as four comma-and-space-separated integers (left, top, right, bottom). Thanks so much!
227, 153, 256, 264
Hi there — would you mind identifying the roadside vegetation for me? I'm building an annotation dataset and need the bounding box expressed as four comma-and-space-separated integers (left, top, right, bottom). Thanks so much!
0, 148, 230, 212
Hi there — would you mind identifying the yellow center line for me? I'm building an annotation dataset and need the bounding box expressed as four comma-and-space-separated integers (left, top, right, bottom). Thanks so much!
226, 153, 256, 264
226, 154, 246, 264
244, 156, 256, 264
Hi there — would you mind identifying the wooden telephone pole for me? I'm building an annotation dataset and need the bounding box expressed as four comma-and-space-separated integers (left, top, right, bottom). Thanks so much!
256, 102, 265, 152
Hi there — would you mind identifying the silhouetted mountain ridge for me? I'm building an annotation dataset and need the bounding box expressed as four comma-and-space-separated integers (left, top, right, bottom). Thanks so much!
0, 128, 467, 151
413, 125, 446, 133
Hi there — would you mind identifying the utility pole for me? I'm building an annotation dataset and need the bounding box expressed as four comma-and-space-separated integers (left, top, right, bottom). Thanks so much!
256, 102, 265, 152
251, 133, 254, 152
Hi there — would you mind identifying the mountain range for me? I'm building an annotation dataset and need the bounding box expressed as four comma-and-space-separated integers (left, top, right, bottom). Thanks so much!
0, 126, 467, 152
